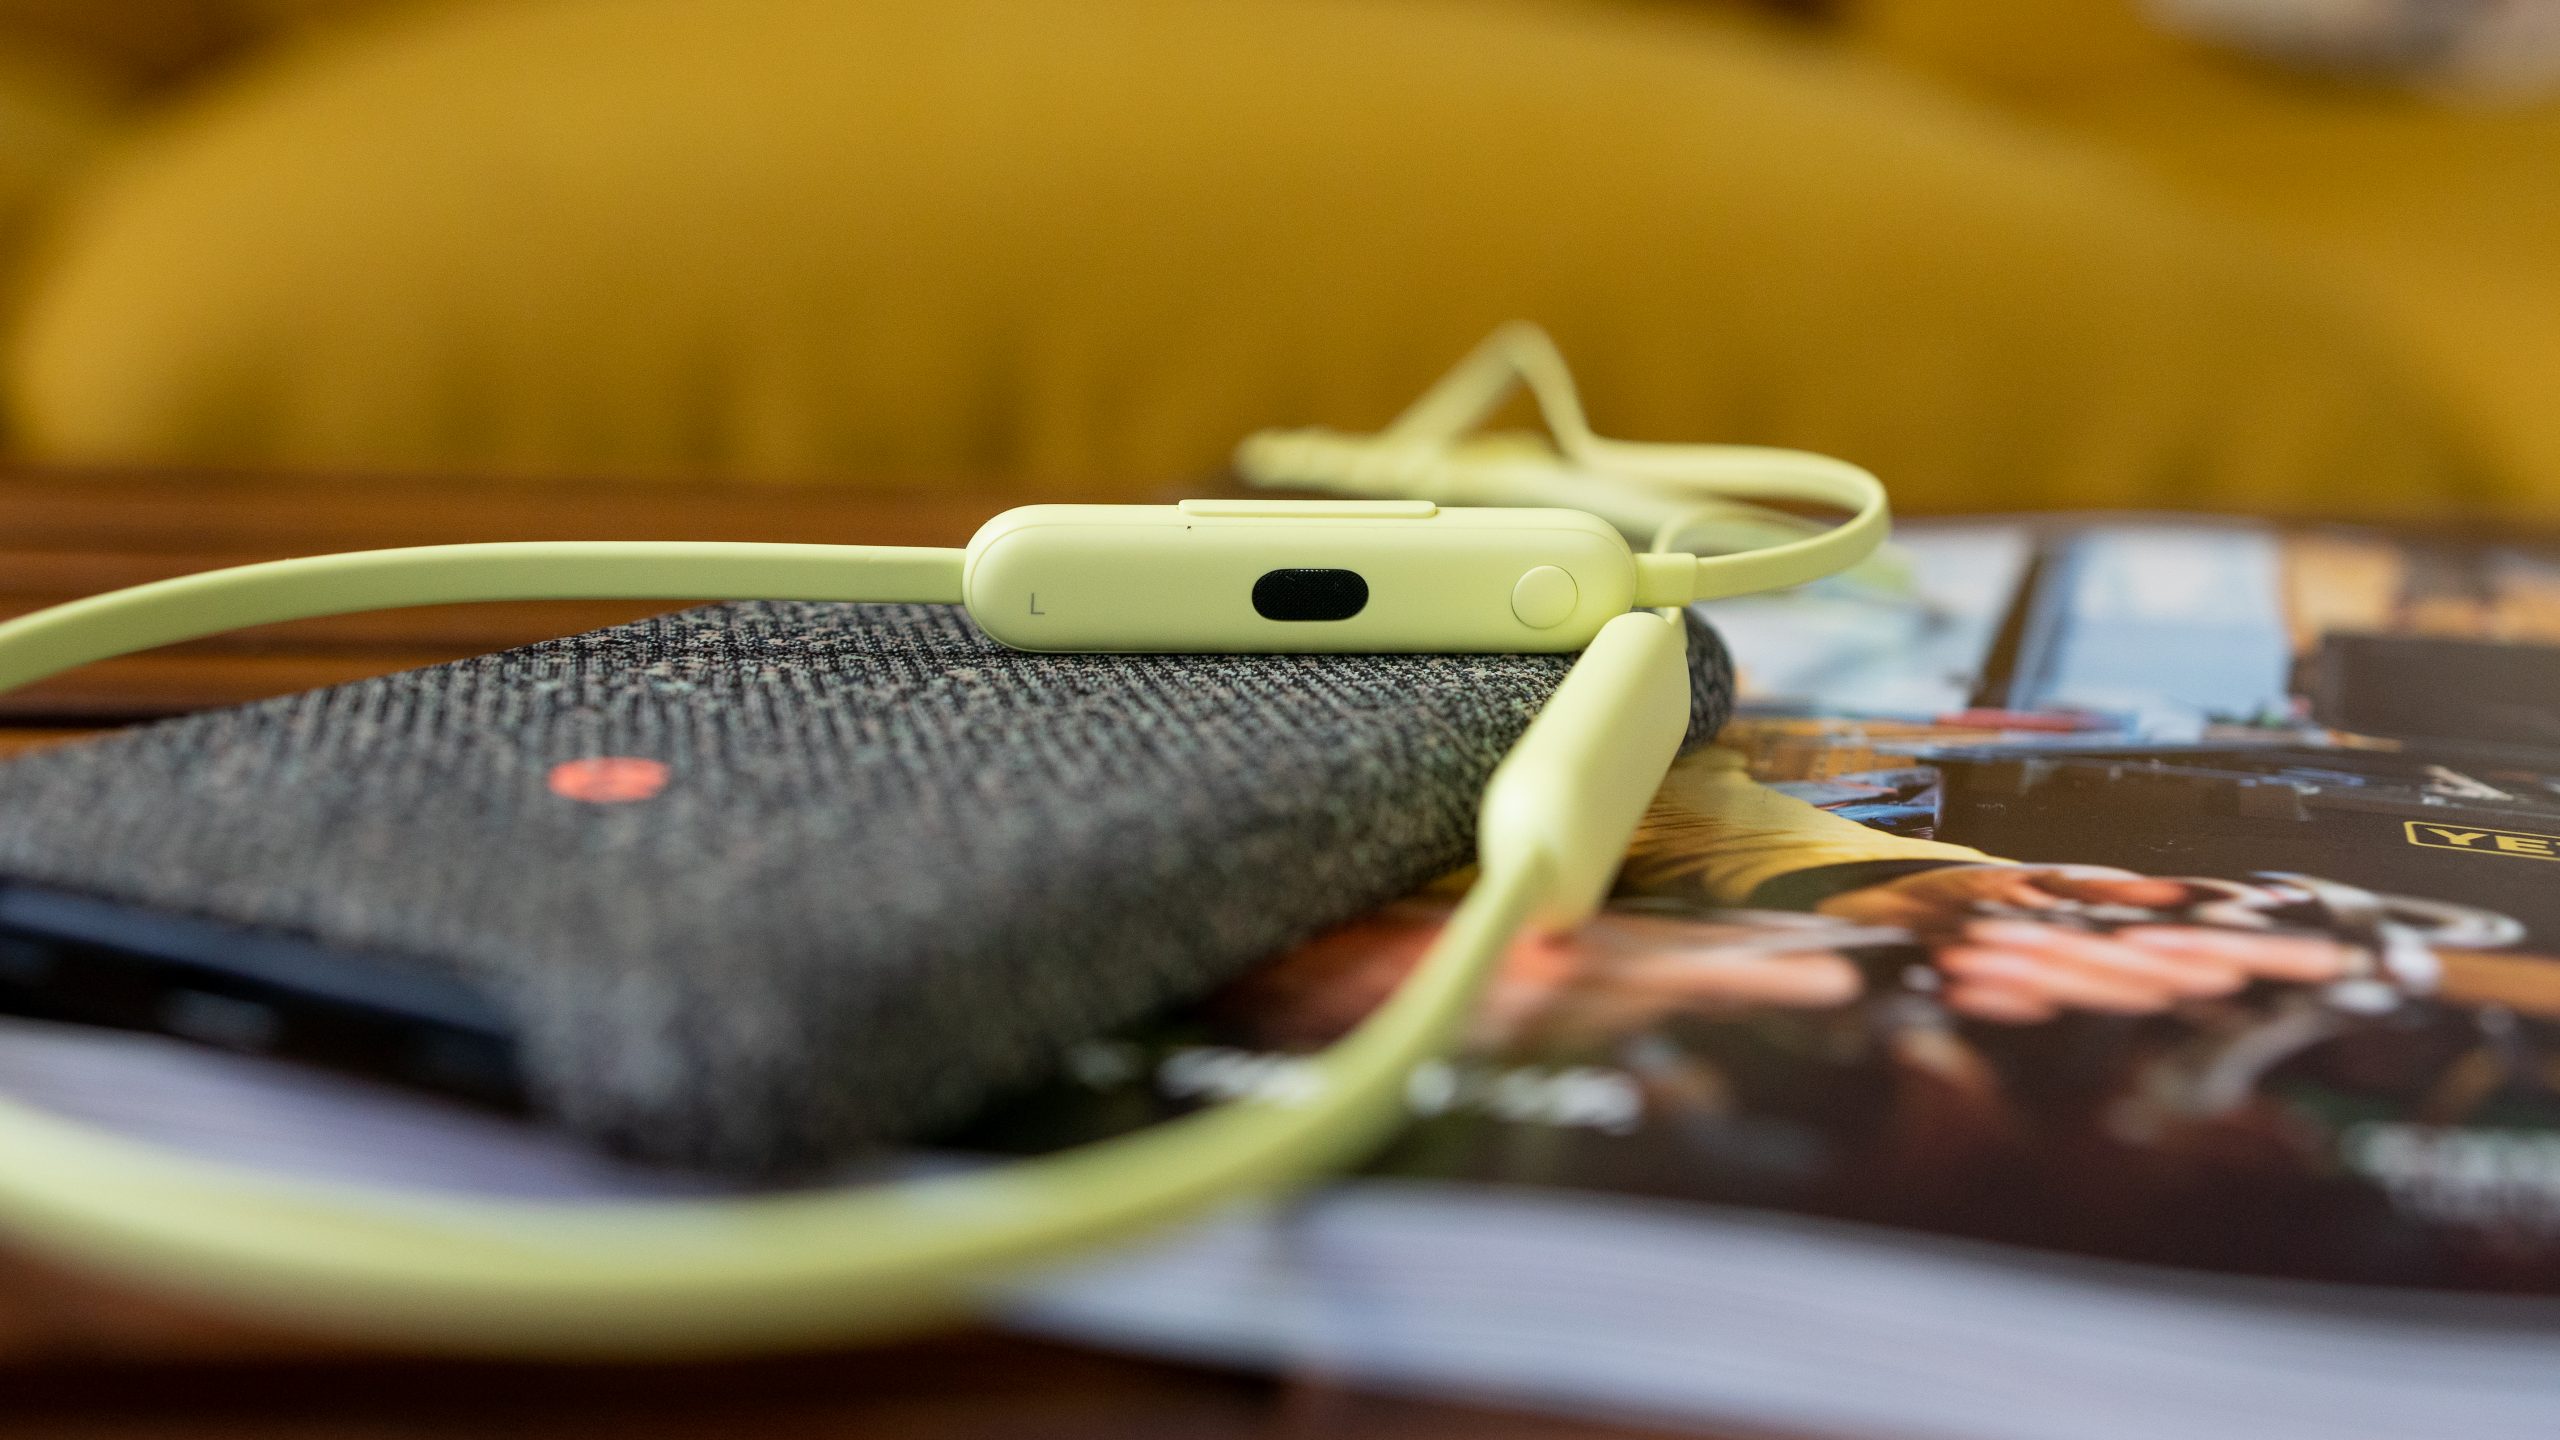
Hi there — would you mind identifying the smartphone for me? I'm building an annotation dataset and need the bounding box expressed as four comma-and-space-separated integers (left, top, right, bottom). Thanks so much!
0, 601, 1728, 1172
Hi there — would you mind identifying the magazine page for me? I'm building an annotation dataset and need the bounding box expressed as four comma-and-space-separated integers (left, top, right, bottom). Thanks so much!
969, 516, 2560, 1293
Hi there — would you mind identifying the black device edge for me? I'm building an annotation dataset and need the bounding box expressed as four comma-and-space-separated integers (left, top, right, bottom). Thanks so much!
0, 882, 525, 1109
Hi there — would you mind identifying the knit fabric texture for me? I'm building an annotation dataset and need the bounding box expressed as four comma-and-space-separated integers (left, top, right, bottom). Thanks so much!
0, 603, 1734, 1172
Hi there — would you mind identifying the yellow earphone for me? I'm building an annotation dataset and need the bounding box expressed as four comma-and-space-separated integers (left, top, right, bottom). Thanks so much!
0, 326, 1886, 1353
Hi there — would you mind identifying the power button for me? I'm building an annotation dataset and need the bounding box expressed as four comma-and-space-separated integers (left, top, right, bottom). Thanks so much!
1510, 566, 1579, 629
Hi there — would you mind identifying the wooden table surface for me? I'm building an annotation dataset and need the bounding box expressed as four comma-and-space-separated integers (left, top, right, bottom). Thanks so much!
0, 465, 1714, 1440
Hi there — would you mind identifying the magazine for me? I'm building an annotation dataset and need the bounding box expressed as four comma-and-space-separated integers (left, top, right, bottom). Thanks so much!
1, 515, 2555, 1436
971, 515, 2560, 1434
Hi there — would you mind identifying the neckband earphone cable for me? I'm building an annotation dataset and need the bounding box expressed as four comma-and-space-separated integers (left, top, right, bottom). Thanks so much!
1233, 321, 1895, 601
0, 324, 1871, 1350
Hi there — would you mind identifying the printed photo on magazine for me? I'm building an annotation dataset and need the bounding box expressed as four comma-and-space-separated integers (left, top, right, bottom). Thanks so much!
968, 516, 2560, 1293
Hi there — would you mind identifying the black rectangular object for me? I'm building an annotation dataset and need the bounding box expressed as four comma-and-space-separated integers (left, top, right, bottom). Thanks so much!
2306, 631, 2560, 752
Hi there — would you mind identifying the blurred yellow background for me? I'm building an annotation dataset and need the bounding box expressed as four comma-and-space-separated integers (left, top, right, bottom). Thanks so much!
0, 0, 2551, 523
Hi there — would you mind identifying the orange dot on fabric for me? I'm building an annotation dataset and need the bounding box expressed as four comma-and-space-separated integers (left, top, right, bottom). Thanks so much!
547, 757, 671, 804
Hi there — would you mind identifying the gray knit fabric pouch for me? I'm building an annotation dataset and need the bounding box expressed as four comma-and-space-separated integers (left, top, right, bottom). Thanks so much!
0, 603, 1732, 1172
